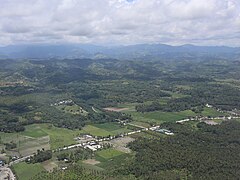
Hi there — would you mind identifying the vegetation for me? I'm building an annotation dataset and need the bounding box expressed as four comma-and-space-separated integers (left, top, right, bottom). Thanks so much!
115, 121, 240, 179
27, 149, 52, 163
97, 149, 124, 160
12, 162, 45, 180
56, 148, 93, 162
1, 58, 240, 179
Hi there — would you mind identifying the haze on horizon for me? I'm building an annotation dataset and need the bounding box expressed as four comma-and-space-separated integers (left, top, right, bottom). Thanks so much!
0, 0, 239, 47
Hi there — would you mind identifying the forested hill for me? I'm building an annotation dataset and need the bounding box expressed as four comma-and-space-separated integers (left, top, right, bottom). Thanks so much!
0, 43, 239, 60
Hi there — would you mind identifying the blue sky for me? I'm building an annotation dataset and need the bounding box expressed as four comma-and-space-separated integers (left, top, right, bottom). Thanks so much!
0, 0, 239, 46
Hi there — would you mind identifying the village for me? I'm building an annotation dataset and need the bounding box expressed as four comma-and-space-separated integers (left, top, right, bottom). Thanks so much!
1, 103, 240, 180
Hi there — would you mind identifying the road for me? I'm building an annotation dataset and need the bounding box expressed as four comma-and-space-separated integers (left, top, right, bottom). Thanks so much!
9, 155, 33, 166
92, 107, 98, 113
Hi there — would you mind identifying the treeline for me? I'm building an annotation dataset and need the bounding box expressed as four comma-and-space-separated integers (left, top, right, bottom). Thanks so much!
135, 99, 204, 113
0, 113, 25, 133
117, 121, 240, 179
184, 83, 240, 110
26, 149, 52, 164
136, 83, 240, 113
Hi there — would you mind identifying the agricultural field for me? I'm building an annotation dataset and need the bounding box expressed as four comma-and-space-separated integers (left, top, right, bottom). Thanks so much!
200, 107, 227, 117
80, 125, 113, 137
97, 149, 124, 160
32, 124, 81, 149
12, 162, 45, 180
0, 131, 50, 157
118, 103, 227, 124
1, 123, 82, 156
127, 110, 196, 124
81, 123, 131, 137
96, 151, 133, 170
20, 125, 48, 138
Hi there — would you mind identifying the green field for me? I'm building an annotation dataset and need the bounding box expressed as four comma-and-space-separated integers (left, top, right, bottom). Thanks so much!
128, 110, 196, 123
96, 152, 132, 169
1, 124, 81, 151
97, 149, 124, 159
81, 123, 131, 137
36, 124, 81, 149
12, 162, 45, 180
81, 125, 113, 137
0, 131, 50, 157
94, 122, 122, 131
200, 107, 226, 117
20, 124, 81, 150
119, 103, 227, 124
20, 125, 48, 138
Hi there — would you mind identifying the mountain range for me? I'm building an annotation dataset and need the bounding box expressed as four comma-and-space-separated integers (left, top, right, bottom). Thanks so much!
0, 43, 239, 60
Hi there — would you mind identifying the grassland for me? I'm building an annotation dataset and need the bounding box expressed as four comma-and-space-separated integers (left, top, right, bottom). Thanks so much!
93, 123, 121, 131
127, 110, 196, 124
81, 123, 131, 137
97, 149, 124, 159
81, 125, 113, 137
118, 103, 227, 124
12, 162, 45, 180
96, 152, 133, 169
18, 123, 80, 150
20, 125, 48, 138
35, 124, 80, 149
0, 130, 50, 157
201, 107, 227, 117
1, 124, 81, 153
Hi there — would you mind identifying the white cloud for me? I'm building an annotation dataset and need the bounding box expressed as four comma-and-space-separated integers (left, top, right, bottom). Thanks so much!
0, 0, 239, 46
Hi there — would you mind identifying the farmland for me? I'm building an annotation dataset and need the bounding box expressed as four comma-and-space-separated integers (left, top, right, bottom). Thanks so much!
80, 123, 131, 137
12, 162, 45, 180
119, 103, 226, 124
1, 58, 240, 179
97, 149, 124, 159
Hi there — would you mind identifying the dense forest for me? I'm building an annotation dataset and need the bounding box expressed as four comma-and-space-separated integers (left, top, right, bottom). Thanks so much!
113, 120, 240, 179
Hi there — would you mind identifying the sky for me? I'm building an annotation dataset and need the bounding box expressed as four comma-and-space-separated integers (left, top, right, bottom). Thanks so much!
0, 0, 239, 47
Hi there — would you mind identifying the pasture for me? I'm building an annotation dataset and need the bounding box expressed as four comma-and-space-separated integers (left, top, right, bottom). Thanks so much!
118, 103, 227, 124
97, 149, 124, 160
81, 123, 131, 137
12, 162, 45, 180
128, 110, 196, 124
201, 107, 226, 117
81, 125, 113, 137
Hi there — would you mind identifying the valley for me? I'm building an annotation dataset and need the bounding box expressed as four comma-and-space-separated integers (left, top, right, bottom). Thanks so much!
0, 58, 240, 179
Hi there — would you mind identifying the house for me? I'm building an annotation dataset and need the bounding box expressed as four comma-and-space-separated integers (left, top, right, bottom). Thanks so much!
85, 145, 101, 151
0, 160, 4, 166
155, 128, 174, 135
206, 104, 213, 108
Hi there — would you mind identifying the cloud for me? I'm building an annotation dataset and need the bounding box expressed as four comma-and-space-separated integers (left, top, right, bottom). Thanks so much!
0, 0, 239, 46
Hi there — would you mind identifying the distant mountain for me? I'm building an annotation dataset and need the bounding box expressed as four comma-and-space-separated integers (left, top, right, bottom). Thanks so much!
0, 43, 239, 60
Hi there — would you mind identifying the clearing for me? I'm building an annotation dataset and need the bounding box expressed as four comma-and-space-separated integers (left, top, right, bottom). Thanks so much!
83, 159, 100, 165
110, 136, 135, 153
97, 149, 124, 159
12, 162, 45, 180
103, 107, 130, 112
